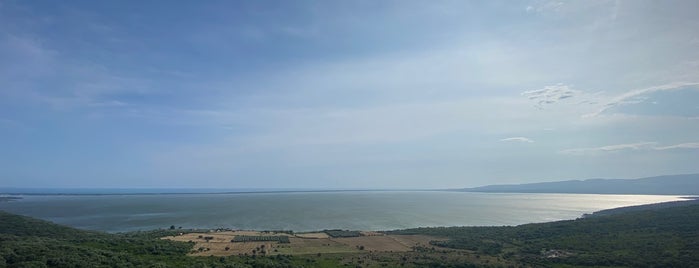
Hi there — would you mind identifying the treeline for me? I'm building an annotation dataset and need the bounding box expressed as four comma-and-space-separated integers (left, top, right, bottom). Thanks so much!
388, 204, 699, 267
323, 230, 361, 238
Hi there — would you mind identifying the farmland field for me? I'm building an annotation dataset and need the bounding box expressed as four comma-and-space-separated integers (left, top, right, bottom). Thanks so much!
163, 230, 444, 256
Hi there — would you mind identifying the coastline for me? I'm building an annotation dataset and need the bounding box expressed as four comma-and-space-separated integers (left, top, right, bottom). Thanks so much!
0, 192, 688, 233
155, 196, 699, 234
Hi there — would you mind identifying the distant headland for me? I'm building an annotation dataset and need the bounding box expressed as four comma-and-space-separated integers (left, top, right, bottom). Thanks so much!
455, 174, 699, 195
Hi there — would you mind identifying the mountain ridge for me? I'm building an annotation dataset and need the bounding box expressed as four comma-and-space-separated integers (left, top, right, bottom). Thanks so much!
457, 174, 699, 195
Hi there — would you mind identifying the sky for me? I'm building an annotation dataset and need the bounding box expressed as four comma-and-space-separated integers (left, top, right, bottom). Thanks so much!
1, 0, 698, 189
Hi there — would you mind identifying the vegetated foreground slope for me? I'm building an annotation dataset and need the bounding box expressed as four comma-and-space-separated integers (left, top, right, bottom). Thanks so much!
2, 202, 699, 267
389, 203, 699, 267
0, 211, 197, 267
0, 211, 340, 267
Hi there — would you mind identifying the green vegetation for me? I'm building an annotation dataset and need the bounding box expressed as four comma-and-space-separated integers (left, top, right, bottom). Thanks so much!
323, 230, 361, 238
232, 236, 290, 243
388, 204, 699, 267
0, 211, 340, 267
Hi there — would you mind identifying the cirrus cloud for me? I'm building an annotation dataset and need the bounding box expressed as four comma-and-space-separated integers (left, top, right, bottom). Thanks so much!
585, 82, 699, 117
521, 83, 584, 109
561, 141, 699, 155
500, 137, 534, 143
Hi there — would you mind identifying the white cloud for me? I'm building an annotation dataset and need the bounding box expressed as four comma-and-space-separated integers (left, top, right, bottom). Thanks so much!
655, 142, 699, 150
585, 81, 699, 117
523, 82, 699, 118
561, 142, 656, 155
525, 1, 565, 14
521, 83, 583, 108
561, 141, 699, 155
500, 137, 534, 143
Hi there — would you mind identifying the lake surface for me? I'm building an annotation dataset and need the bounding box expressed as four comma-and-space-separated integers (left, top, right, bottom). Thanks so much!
0, 191, 683, 233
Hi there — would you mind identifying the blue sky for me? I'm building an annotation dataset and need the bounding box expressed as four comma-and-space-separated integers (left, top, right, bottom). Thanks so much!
1, 0, 698, 188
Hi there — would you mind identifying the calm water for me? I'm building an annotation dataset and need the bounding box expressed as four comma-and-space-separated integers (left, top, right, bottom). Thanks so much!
0, 191, 683, 233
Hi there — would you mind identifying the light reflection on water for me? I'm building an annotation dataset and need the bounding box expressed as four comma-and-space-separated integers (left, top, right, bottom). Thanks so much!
0, 192, 684, 232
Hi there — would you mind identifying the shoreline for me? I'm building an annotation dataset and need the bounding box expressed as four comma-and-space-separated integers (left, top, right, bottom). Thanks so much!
126, 197, 699, 234
157, 198, 699, 257
1, 193, 691, 234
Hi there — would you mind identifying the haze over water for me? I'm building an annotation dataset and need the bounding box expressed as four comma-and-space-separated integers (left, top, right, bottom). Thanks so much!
0, 192, 683, 233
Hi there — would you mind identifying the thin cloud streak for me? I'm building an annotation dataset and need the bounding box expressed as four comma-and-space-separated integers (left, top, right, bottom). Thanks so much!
500, 137, 535, 143
655, 142, 699, 150
584, 82, 699, 117
522, 82, 699, 118
561, 141, 699, 155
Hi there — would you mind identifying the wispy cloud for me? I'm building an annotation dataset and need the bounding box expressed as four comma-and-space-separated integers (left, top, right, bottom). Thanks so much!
561, 141, 699, 155
655, 142, 699, 150
523, 82, 699, 118
521, 84, 583, 108
585, 82, 699, 117
561, 142, 656, 155
500, 137, 534, 143
525, 1, 565, 14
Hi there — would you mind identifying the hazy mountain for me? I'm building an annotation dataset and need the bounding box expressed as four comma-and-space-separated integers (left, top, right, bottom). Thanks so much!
458, 174, 699, 195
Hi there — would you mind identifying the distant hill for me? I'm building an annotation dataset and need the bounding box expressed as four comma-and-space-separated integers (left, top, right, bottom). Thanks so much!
457, 174, 699, 195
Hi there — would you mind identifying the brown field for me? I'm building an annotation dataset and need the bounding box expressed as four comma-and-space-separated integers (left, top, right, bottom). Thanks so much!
163, 231, 445, 257
294, 232, 330, 239
163, 230, 293, 256
332, 235, 439, 252
276, 237, 358, 255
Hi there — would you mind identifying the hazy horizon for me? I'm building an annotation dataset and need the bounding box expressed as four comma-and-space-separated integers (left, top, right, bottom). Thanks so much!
2, 1, 699, 189
2, 173, 698, 195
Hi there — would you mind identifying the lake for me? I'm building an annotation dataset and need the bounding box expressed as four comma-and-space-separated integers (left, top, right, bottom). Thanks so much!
0, 191, 683, 233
